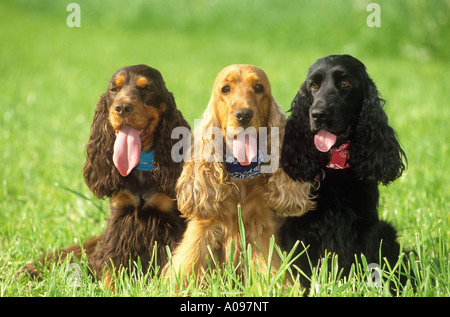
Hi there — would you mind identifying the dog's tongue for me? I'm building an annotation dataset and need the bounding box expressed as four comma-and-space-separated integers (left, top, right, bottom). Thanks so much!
113, 125, 141, 176
232, 133, 257, 166
314, 129, 337, 152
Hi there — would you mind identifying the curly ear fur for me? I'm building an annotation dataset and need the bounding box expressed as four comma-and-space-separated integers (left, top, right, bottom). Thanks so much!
348, 77, 407, 185
176, 99, 236, 220
266, 167, 317, 216
152, 90, 191, 198
265, 100, 286, 160
265, 98, 316, 216
83, 93, 124, 199
281, 83, 329, 182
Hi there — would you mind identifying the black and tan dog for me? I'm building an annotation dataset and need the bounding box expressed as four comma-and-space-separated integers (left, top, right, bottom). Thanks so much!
20, 65, 189, 288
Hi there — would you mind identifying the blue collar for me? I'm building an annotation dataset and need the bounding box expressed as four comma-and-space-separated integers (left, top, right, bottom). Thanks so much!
136, 150, 154, 172
225, 151, 262, 179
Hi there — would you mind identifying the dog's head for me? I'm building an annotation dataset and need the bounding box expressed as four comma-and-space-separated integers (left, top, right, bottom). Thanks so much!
282, 55, 406, 184
301, 55, 368, 150
107, 65, 168, 152
211, 64, 273, 133
83, 65, 189, 198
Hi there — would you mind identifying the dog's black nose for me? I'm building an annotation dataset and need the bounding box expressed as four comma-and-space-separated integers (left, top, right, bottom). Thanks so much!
311, 107, 331, 122
234, 109, 253, 125
114, 102, 134, 117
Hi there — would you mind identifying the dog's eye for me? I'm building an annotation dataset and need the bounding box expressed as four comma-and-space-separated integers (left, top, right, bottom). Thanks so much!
221, 85, 231, 94
340, 80, 351, 88
254, 84, 264, 93
142, 85, 153, 93
110, 86, 119, 93
310, 82, 319, 90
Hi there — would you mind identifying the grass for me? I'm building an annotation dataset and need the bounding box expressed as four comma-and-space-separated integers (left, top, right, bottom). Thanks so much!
0, 0, 448, 298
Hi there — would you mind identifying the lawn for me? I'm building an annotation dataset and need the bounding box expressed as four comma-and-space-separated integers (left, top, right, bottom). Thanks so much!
0, 0, 448, 298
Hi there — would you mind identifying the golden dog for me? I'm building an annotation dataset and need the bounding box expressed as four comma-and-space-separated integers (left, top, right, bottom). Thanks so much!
165, 65, 314, 283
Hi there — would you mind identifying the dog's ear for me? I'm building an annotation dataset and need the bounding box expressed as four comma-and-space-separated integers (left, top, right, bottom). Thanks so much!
175, 99, 235, 219
266, 167, 316, 217
281, 83, 327, 182
152, 90, 191, 198
260, 97, 286, 174
83, 93, 124, 199
349, 76, 407, 185
265, 88, 317, 216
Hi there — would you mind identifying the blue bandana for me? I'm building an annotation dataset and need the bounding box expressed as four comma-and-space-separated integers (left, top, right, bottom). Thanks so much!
136, 150, 154, 172
225, 151, 262, 179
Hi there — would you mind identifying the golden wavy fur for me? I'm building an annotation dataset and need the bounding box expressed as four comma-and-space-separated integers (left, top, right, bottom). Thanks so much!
166, 65, 314, 282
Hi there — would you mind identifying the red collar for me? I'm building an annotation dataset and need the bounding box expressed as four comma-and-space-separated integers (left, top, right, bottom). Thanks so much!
326, 142, 350, 169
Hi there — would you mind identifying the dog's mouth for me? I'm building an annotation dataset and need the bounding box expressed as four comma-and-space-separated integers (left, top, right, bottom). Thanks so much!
225, 130, 258, 166
114, 121, 153, 142
314, 129, 337, 152
112, 123, 154, 176
313, 126, 352, 153
137, 124, 152, 144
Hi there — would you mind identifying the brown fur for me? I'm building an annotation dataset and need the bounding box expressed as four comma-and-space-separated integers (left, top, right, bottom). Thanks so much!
19, 65, 189, 285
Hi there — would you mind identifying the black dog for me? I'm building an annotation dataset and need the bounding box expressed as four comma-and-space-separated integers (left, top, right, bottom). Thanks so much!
280, 55, 407, 288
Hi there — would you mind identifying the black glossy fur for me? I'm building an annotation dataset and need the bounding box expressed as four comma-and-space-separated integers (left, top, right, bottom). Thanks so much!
280, 55, 407, 287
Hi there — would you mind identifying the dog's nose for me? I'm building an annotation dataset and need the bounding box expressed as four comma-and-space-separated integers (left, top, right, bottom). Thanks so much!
311, 108, 326, 120
234, 109, 253, 125
311, 106, 331, 122
114, 102, 134, 117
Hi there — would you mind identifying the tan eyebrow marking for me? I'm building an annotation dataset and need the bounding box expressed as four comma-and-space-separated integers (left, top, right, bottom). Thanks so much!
136, 76, 150, 88
113, 74, 125, 87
